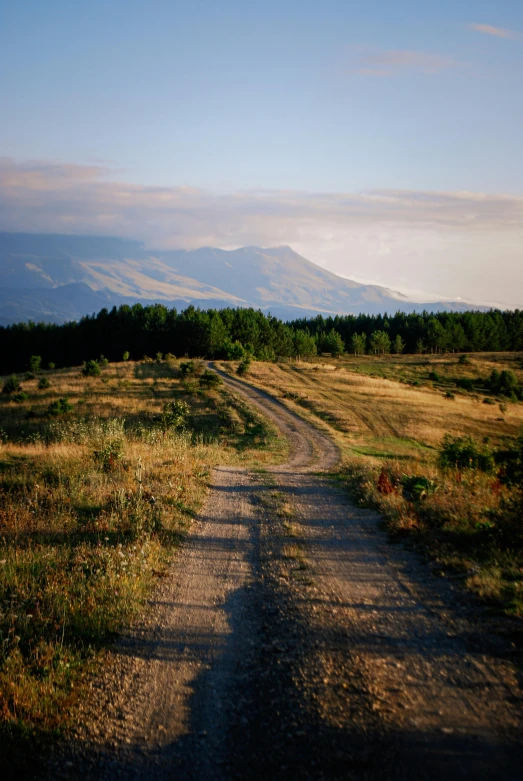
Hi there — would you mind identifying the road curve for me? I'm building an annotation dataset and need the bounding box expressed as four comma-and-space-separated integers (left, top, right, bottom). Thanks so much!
46, 366, 522, 781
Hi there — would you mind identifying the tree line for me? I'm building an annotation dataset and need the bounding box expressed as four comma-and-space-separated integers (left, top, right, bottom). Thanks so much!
1, 304, 522, 373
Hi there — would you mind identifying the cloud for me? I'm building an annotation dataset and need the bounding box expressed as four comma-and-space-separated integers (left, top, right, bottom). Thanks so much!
1, 157, 522, 307
349, 48, 461, 76
469, 23, 517, 39
1, 158, 523, 250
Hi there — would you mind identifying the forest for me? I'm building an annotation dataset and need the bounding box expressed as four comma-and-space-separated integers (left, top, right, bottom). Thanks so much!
1, 304, 523, 373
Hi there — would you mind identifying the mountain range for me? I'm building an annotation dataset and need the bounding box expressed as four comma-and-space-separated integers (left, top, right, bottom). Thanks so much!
0, 232, 486, 326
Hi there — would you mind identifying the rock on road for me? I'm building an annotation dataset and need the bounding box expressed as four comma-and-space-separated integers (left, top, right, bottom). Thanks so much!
46, 366, 523, 781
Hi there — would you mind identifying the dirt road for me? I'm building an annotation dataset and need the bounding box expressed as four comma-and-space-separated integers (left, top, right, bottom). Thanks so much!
47, 368, 522, 780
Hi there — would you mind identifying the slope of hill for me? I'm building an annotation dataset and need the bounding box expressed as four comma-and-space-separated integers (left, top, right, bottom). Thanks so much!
0, 232, 485, 324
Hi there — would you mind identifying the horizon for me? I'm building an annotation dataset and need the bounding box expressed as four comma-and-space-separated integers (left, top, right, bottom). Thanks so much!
1, 1, 522, 308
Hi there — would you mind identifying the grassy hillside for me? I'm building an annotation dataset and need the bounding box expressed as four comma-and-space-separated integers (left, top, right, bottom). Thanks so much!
0, 358, 285, 771
217, 354, 523, 616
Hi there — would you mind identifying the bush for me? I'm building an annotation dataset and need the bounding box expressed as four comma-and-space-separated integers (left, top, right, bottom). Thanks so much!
180, 360, 195, 377
155, 352, 163, 363
458, 354, 470, 365
48, 362, 56, 370
400, 475, 437, 501
29, 355, 42, 373
38, 377, 51, 390
455, 378, 475, 392
82, 360, 101, 377
122, 351, 130, 361
160, 400, 189, 430
444, 391, 455, 400
13, 391, 29, 404
495, 435, 523, 488
428, 370, 442, 382
93, 439, 124, 472
439, 434, 494, 472
2, 374, 22, 394
199, 370, 222, 390
487, 369, 522, 399
47, 397, 74, 416
237, 357, 251, 377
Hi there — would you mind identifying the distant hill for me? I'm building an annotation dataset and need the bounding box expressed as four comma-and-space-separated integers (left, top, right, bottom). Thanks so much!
0, 232, 487, 325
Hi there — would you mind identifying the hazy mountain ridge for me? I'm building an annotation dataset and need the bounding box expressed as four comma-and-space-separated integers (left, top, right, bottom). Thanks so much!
0, 233, 487, 325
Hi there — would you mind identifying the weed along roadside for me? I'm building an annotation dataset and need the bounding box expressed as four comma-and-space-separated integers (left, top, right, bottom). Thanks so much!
0, 357, 285, 778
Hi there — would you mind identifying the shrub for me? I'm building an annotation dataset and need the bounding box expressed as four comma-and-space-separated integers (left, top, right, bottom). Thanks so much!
428, 370, 442, 382
483, 397, 495, 405
47, 397, 74, 416
458, 354, 470, 365
400, 475, 437, 501
13, 391, 29, 404
29, 355, 42, 373
82, 359, 101, 377
444, 391, 455, 400
487, 369, 522, 399
48, 362, 56, 370
160, 400, 189, 430
93, 438, 124, 472
38, 377, 51, 390
25, 371, 35, 380
495, 435, 523, 488
439, 434, 494, 472
155, 352, 163, 363
455, 378, 475, 392
122, 351, 130, 361
2, 374, 22, 394
165, 352, 176, 362
237, 357, 251, 377
180, 360, 196, 377
199, 370, 222, 390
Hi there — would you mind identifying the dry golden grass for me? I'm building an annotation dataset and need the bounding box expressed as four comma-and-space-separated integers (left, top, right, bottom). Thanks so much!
219, 356, 523, 462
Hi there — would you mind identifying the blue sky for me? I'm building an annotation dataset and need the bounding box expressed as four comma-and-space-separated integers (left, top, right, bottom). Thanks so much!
1, 1, 522, 305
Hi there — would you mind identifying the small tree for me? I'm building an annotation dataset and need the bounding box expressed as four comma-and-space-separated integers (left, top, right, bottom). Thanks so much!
160, 400, 189, 430
321, 329, 345, 357
38, 377, 51, 390
293, 329, 317, 360
369, 330, 391, 355
199, 370, 223, 390
2, 375, 21, 394
47, 397, 74, 416
237, 357, 251, 376
122, 351, 130, 362
29, 355, 42, 373
350, 333, 366, 356
82, 360, 101, 377
392, 335, 405, 355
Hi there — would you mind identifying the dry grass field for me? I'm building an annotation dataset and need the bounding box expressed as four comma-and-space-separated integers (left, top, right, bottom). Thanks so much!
0, 358, 285, 766
217, 354, 523, 617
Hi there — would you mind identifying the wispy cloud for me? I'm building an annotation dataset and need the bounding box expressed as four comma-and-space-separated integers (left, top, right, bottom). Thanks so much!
350, 48, 460, 77
1, 158, 522, 307
1, 158, 522, 248
469, 23, 518, 39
